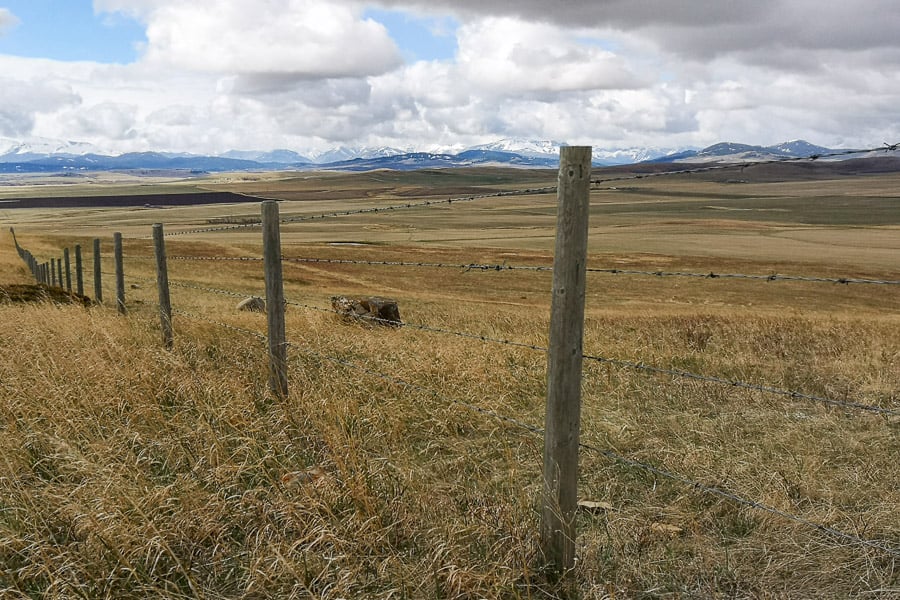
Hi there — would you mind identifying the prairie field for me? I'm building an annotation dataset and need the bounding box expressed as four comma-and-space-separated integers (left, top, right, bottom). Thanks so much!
0, 166, 899, 598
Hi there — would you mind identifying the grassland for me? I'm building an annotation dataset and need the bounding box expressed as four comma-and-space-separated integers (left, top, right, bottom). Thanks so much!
0, 165, 898, 598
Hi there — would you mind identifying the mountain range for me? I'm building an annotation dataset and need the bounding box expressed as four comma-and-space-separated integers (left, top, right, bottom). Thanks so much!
0, 137, 893, 175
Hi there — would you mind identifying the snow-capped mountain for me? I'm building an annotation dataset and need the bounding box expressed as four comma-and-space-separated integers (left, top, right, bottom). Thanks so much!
0, 137, 99, 162
306, 146, 407, 164
221, 149, 312, 164
466, 139, 686, 165
467, 138, 564, 159
0, 135, 887, 174
655, 140, 845, 163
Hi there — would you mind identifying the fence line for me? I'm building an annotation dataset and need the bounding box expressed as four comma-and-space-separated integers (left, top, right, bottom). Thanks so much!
113, 271, 899, 417
161, 142, 899, 240
164, 185, 558, 238
8, 144, 900, 575
169, 305, 900, 559
131, 254, 900, 287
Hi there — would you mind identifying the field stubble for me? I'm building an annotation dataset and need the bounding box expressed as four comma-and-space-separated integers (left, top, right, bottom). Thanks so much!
0, 169, 899, 598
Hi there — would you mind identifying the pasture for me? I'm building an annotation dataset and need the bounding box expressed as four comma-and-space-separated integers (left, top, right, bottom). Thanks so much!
0, 165, 898, 598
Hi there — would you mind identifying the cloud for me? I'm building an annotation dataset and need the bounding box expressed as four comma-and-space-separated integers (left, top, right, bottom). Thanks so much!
456, 18, 646, 95
71, 102, 138, 139
0, 77, 81, 137
374, 1, 900, 64
98, 0, 403, 79
0, 8, 19, 36
0, 1, 896, 155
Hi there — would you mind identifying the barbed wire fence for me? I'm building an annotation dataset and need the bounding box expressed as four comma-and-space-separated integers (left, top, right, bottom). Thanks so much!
8, 143, 900, 575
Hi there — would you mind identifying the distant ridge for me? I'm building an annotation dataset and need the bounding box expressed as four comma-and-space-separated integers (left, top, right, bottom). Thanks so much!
648, 140, 851, 164
0, 137, 894, 175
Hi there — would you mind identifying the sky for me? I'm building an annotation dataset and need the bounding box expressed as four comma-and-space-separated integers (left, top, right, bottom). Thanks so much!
0, 0, 899, 156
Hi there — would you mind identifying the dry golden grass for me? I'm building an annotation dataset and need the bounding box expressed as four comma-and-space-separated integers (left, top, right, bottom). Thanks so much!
1, 169, 899, 598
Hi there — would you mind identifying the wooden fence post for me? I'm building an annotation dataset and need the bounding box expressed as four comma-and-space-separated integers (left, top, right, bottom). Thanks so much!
51, 258, 57, 287
114, 232, 126, 315
93, 238, 103, 303
56, 258, 63, 290
152, 224, 174, 349
261, 200, 288, 399
74, 244, 84, 296
541, 146, 592, 575
64, 248, 72, 291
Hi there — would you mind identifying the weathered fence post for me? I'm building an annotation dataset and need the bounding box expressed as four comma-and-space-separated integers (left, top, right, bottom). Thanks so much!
51, 258, 57, 287
64, 248, 72, 291
93, 238, 103, 303
152, 224, 174, 349
74, 244, 84, 296
261, 200, 288, 399
114, 232, 126, 315
56, 258, 63, 290
541, 146, 592, 575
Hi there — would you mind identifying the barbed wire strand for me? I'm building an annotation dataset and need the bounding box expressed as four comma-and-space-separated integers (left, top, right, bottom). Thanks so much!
166, 143, 900, 238
93, 300, 900, 557
290, 338, 900, 558
581, 353, 900, 417
164, 185, 557, 238
171, 308, 268, 341
576, 438, 900, 557
117, 274, 899, 417
126, 254, 900, 287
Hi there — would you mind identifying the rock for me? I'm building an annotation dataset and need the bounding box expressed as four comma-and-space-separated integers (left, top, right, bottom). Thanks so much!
331, 295, 401, 327
237, 296, 266, 313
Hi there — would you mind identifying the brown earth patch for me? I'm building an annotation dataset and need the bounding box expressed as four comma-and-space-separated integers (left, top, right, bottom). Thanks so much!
0, 284, 92, 306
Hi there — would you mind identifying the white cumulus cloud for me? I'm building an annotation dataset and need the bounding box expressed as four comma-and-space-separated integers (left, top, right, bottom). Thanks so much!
98, 0, 402, 79
456, 18, 646, 95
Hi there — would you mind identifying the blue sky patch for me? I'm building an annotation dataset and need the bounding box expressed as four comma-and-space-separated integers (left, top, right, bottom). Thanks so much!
363, 8, 458, 63
0, 0, 145, 63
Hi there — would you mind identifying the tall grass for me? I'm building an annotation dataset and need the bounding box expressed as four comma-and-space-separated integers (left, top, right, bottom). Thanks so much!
1, 229, 898, 598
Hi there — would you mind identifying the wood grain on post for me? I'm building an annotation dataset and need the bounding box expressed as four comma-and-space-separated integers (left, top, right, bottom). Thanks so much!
51, 258, 57, 287
74, 244, 84, 296
541, 146, 592, 574
64, 248, 72, 291
152, 224, 174, 349
93, 238, 103, 303
56, 258, 63, 290
114, 232, 126, 315
262, 200, 288, 399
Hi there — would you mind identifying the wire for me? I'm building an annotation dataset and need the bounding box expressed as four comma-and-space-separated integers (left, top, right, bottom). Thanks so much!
171, 308, 267, 341
105, 273, 899, 417
164, 185, 557, 237
589, 268, 900, 286
578, 439, 900, 557
285, 298, 898, 416
292, 340, 900, 558
144, 254, 900, 286
581, 353, 900, 417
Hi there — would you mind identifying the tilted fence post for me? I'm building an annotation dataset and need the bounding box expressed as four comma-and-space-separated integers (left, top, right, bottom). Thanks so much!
262, 200, 288, 399
93, 238, 103, 303
152, 224, 174, 349
541, 146, 592, 575
51, 258, 57, 287
114, 232, 126, 315
64, 248, 72, 292
56, 258, 63, 290
74, 244, 84, 296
